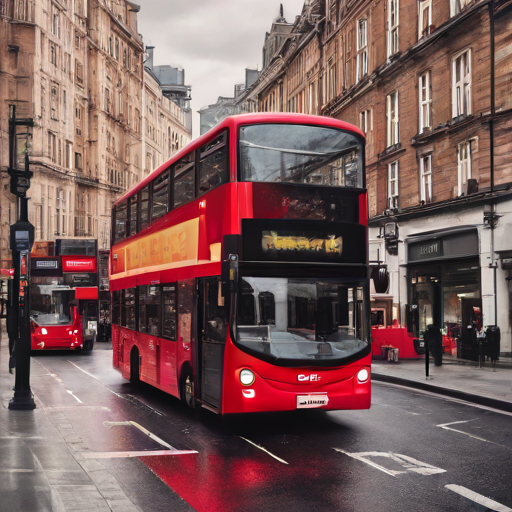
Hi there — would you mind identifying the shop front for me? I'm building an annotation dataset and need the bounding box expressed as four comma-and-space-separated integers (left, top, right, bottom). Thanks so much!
406, 227, 481, 357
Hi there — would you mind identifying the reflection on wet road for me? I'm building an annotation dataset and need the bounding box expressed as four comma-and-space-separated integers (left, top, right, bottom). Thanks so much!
31, 345, 512, 512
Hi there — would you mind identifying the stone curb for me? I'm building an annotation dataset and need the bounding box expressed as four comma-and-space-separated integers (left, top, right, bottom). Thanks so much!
372, 372, 512, 413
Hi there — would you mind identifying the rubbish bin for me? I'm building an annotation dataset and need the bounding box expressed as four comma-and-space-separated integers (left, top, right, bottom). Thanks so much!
425, 325, 442, 366
485, 325, 500, 366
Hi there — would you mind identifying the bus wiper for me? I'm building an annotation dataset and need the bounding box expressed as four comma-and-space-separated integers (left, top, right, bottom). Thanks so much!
240, 140, 359, 158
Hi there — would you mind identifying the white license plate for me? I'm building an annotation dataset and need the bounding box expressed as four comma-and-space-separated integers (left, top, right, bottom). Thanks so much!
420, 341, 425, 347
297, 394, 329, 409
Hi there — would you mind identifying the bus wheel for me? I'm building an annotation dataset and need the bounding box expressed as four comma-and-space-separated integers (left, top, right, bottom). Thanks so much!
130, 348, 140, 387
181, 370, 196, 408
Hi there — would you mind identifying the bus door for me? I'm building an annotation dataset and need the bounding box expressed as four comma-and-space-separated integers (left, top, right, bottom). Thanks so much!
199, 277, 228, 410
80, 299, 98, 349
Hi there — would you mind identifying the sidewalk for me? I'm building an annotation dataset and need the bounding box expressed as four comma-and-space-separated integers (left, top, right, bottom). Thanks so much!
372, 357, 512, 413
0, 340, 140, 511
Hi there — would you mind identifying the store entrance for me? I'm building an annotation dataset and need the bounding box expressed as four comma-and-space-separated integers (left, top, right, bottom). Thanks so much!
408, 259, 481, 354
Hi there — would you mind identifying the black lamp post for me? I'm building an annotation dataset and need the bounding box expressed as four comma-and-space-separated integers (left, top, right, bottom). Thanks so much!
7, 105, 36, 411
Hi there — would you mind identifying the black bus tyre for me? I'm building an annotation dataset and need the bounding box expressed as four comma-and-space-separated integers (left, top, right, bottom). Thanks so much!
181, 370, 196, 408
130, 348, 140, 387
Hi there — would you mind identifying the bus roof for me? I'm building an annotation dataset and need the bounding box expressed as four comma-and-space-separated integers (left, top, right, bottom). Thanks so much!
113, 113, 364, 207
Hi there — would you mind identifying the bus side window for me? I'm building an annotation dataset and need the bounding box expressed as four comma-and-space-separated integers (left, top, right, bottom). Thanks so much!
140, 186, 150, 231
114, 202, 127, 243
162, 284, 177, 340
122, 288, 137, 330
112, 290, 120, 325
152, 170, 170, 221
173, 154, 195, 208
139, 285, 161, 336
128, 195, 138, 237
199, 131, 229, 196
204, 278, 227, 343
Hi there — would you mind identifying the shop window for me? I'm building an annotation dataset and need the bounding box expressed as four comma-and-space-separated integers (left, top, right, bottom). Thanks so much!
199, 132, 228, 196
162, 284, 177, 340
139, 285, 161, 336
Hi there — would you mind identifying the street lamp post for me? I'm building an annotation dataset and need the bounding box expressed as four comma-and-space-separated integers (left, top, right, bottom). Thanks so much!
7, 105, 36, 411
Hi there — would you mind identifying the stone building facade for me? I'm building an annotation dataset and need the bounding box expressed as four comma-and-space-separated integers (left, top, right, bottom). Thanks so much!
0, 0, 192, 258
236, 0, 512, 355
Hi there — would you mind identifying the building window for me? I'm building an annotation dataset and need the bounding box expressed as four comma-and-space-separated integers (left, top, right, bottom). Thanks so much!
52, 8, 60, 38
47, 131, 56, 163
357, 19, 368, 82
75, 33, 81, 50
50, 85, 59, 120
419, 0, 432, 38
75, 60, 84, 85
420, 154, 432, 203
457, 140, 472, 195
328, 60, 336, 101
75, 106, 82, 136
75, 152, 83, 171
419, 72, 431, 133
452, 49, 471, 119
388, 0, 399, 57
105, 88, 111, 114
451, 0, 472, 17
386, 91, 399, 147
388, 161, 399, 208
360, 109, 370, 134
50, 43, 57, 66
65, 141, 72, 169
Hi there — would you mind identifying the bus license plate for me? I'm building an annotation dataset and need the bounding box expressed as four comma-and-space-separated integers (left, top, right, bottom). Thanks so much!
297, 394, 329, 409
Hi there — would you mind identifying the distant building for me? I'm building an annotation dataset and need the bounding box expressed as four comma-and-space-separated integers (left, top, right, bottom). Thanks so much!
142, 46, 192, 177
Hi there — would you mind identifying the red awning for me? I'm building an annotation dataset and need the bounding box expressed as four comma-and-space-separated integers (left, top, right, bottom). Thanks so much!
75, 287, 99, 300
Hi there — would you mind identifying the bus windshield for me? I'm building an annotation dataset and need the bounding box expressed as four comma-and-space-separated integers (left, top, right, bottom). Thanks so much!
236, 277, 369, 365
239, 124, 363, 188
31, 280, 75, 326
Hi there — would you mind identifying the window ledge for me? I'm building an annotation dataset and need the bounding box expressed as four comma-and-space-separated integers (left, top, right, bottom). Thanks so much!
378, 143, 404, 161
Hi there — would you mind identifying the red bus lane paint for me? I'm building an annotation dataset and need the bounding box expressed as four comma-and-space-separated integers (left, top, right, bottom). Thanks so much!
110, 113, 371, 415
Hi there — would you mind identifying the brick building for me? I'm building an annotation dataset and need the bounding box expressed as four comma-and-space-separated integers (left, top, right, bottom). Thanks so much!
235, 0, 512, 355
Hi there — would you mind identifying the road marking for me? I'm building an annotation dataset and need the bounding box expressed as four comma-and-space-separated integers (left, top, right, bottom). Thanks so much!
82, 450, 197, 459
446, 485, 512, 512
66, 390, 83, 404
239, 437, 289, 465
104, 421, 184, 452
68, 361, 164, 416
333, 449, 446, 477
436, 420, 493, 443
374, 381, 512, 417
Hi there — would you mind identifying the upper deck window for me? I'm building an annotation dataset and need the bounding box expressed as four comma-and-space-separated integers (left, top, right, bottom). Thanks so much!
152, 170, 170, 221
140, 186, 150, 230
128, 195, 138, 237
199, 131, 229, 196
239, 124, 363, 188
114, 202, 127, 243
174, 154, 195, 208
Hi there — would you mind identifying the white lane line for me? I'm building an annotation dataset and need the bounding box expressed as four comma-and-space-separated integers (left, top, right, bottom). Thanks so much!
446, 485, 512, 512
239, 437, 288, 465
374, 381, 512, 417
68, 361, 164, 416
334, 449, 399, 477
66, 390, 83, 404
104, 420, 179, 451
82, 450, 197, 459
436, 420, 494, 443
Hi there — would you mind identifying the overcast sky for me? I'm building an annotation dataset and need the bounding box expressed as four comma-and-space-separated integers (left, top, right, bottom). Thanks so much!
136, 0, 306, 137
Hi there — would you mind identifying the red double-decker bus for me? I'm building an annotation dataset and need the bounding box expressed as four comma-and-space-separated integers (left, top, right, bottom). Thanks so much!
111, 113, 371, 414
30, 239, 100, 351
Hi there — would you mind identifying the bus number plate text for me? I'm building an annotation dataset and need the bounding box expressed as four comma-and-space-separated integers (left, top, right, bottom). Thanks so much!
297, 394, 329, 409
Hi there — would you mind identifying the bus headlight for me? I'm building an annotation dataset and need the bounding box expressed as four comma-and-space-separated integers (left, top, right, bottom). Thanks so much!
240, 369, 255, 386
357, 369, 369, 383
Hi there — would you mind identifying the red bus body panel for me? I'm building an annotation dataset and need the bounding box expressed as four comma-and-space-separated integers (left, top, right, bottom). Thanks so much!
111, 113, 369, 414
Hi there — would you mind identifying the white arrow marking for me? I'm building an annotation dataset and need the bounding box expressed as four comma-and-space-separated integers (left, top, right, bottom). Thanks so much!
66, 390, 83, 403
446, 485, 512, 512
333, 449, 446, 477
437, 420, 492, 443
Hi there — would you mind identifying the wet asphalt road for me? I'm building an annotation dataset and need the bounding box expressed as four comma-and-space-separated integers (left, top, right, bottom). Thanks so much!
30, 344, 512, 512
